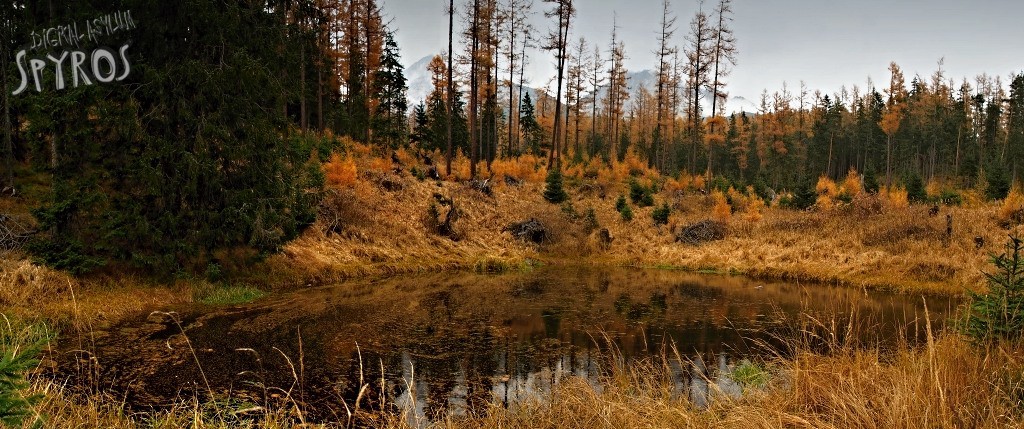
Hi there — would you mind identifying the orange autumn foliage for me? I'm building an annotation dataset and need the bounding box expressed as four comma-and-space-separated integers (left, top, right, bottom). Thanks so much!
712, 190, 732, 223
842, 169, 863, 198
323, 153, 357, 188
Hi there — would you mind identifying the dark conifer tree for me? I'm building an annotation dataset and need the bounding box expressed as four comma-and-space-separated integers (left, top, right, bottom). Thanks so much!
372, 30, 408, 149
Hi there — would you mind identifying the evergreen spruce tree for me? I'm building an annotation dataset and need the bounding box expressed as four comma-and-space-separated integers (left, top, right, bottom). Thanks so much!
520, 93, 542, 155
411, 102, 429, 146
372, 30, 408, 149
987, 163, 1011, 201
906, 172, 926, 202
864, 169, 880, 194
1008, 74, 1024, 184
425, 90, 448, 152
26, 0, 324, 274
652, 202, 670, 225
544, 168, 568, 203
965, 235, 1024, 341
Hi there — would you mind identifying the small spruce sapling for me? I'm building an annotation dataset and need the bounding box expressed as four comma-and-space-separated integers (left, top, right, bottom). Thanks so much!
652, 202, 670, 225
964, 235, 1024, 341
544, 168, 568, 203
620, 204, 634, 222
615, 195, 628, 212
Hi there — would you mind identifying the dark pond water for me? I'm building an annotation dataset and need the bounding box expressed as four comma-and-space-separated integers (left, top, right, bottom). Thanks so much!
50, 266, 956, 422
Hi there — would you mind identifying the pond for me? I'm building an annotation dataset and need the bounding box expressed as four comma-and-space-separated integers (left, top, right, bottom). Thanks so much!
49, 266, 957, 423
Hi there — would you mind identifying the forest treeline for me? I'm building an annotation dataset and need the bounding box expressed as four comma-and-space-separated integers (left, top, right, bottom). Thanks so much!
2, 0, 1022, 274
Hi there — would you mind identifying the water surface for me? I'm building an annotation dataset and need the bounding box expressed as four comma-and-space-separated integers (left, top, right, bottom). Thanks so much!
51, 266, 955, 421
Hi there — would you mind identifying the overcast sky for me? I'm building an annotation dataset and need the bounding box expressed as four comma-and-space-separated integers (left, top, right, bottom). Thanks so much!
387, 0, 1024, 103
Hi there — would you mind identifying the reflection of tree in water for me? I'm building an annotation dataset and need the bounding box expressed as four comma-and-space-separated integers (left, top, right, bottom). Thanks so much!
463, 322, 498, 416
420, 353, 459, 420
613, 292, 670, 324
542, 308, 562, 338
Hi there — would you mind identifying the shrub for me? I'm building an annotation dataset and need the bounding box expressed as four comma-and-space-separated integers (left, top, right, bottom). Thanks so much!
925, 179, 942, 201
906, 173, 926, 202
939, 189, 963, 206
884, 186, 910, 209
323, 152, 358, 187
620, 204, 634, 222
629, 179, 654, 207
652, 203, 670, 225
561, 201, 579, 219
841, 169, 863, 199
816, 175, 839, 198
987, 164, 1011, 200
745, 193, 765, 222
709, 175, 731, 193
751, 176, 773, 202
543, 168, 568, 204
582, 207, 599, 232
712, 190, 732, 223
785, 180, 817, 210
730, 359, 770, 391
864, 170, 880, 194
615, 195, 628, 213
963, 235, 1024, 342
998, 188, 1024, 226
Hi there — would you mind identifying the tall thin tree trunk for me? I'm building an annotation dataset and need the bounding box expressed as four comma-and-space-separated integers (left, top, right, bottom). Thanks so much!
318, 68, 324, 132
446, 0, 455, 177
954, 126, 961, 178
364, 0, 374, 143
2, 26, 13, 191
550, 3, 569, 170
492, 5, 499, 168
507, 2, 516, 157
470, 0, 480, 178
886, 135, 893, 189
301, 43, 308, 133
827, 132, 834, 177
516, 40, 527, 153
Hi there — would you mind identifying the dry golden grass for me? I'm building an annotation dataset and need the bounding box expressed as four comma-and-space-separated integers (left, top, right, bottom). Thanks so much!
999, 187, 1024, 226
0, 256, 192, 331
302, 151, 1009, 296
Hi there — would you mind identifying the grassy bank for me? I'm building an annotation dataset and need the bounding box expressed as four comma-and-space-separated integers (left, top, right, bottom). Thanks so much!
2, 147, 1020, 327
260, 147, 1022, 296
3, 147, 1024, 427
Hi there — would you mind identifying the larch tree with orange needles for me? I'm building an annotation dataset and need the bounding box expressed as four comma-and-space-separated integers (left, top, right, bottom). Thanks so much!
881, 62, 907, 189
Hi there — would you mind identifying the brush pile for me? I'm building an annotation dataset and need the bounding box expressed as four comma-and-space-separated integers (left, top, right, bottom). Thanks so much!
676, 220, 726, 245
0, 214, 33, 252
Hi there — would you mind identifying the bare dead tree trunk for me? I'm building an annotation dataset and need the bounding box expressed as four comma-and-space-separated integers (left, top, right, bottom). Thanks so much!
506, 0, 517, 156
